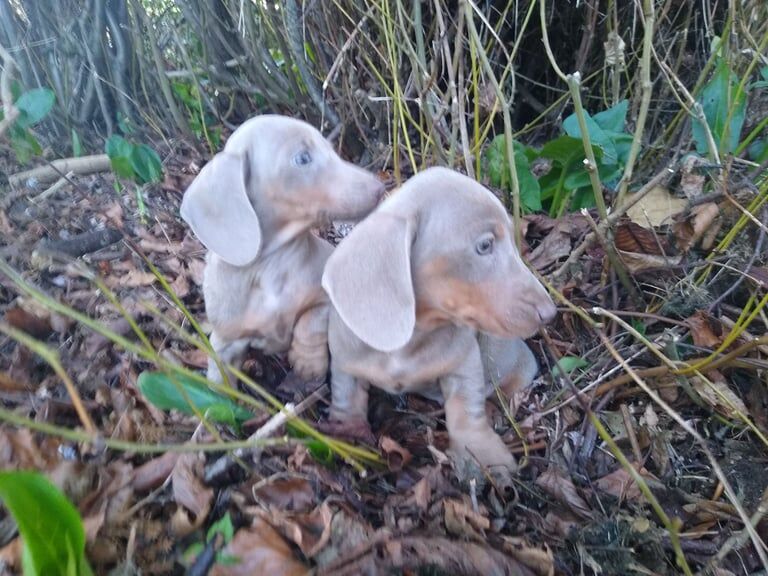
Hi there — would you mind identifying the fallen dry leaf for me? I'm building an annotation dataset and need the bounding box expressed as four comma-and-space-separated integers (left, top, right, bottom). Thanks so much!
594, 463, 658, 501
444, 498, 490, 539
254, 501, 333, 558
132, 452, 180, 492
614, 221, 667, 255
379, 435, 412, 471
105, 268, 157, 289
673, 202, 721, 252
535, 466, 593, 519
252, 477, 316, 513
686, 310, 723, 349
625, 186, 687, 228
617, 249, 682, 273
171, 452, 213, 532
210, 519, 308, 576
4, 304, 52, 338
501, 536, 555, 576
692, 370, 749, 419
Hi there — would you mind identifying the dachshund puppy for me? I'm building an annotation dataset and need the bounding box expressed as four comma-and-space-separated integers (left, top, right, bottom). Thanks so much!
181, 115, 384, 383
322, 167, 555, 481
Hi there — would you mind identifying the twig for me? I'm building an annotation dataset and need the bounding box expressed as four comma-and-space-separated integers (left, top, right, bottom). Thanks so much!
595, 327, 768, 572
463, 0, 521, 243
553, 163, 677, 279
616, 0, 655, 205
0, 42, 19, 137
207, 384, 330, 479
30, 171, 75, 203
705, 486, 768, 574
8, 154, 112, 187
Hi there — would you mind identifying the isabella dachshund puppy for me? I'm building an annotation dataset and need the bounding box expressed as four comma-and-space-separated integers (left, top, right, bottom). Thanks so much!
181, 115, 384, 384
322, 167, 556, 481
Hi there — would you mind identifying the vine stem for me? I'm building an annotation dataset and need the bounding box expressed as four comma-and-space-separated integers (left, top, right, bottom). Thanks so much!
616, 0, 655, 205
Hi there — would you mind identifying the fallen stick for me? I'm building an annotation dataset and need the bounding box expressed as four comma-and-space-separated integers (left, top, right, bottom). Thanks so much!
204, 384, 328, 483
9, 154, 112, 187
35, 227, 123, 259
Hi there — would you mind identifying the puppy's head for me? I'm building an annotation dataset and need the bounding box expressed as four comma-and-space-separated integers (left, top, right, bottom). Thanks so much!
180, 115, 384, 266
322, 167, 556, 351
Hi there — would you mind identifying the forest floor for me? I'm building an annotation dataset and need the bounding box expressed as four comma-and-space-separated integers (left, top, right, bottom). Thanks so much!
0, 136, 767, 576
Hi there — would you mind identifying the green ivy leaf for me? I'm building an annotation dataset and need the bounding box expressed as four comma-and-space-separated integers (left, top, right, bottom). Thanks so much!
15, 88, 55, 129
0, 471, 93, 576
563, 111, 618, 164
592, 99, 629, 134
207, 513, 235, 544
130, 144, 163, 184
538, 135, 585, 166
692, 60, 747, 155
483, 136, 542, 212
137, 371, 254, 427
105, 135, 136, 180
9, 124, 42, 164
551, 356, 589, 378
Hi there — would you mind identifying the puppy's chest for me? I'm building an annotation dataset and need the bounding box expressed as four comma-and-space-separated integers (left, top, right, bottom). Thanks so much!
206, 261, 320, 346
344, 332, 469, 393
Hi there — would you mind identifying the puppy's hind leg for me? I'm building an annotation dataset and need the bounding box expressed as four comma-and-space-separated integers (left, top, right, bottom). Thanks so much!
207, 331, 250, 385
288, 304, 330, 382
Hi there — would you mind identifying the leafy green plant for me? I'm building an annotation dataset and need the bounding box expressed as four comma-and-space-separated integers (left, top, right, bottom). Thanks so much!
171, 81, 222, 149
0, 86, 56, 163
551, 356, 589, 378
483, 100, 632, 216
104, 135, 163, 185
182, 513, 239, 569
0, 471, 93, 576
692, 59, 747, 156
137, 371, 254, 429
484, 138, 541, 212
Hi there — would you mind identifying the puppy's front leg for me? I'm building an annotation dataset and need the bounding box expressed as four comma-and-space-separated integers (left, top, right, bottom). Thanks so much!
289, 304, 330, 381
440, 345, 517, 482
208, 331, 250, 385
322, 357, 375, 444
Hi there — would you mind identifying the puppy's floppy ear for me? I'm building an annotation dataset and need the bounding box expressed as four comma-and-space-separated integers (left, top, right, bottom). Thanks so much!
322, 212, 415, 352
180, 152, 262, 266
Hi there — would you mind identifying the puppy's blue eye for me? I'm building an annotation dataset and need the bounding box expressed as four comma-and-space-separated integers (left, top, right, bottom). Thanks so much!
475, 236, 494, 255
294, 151, 312, 166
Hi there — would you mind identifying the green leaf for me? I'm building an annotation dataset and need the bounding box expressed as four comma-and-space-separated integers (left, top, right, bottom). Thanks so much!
748, 139, 768, 163
692, 60, 747, 155
15, 88, 55, 129
207, 513, 234, 543
0, 471, 92, 576
539, 135, 585, 166
551, 356, 589, 378
592, 99, 629, 134
563, 110, 618, 164
130, 144, 163, 184
569, 187, 598, 211
10, 124, 42, 164
71, 129, 83, 158
483, 136, 541, 212
105, 135, 136, 180
137, 371, 254, 427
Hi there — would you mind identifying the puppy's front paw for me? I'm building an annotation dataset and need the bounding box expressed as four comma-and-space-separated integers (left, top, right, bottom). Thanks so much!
449, 430, 517, 492
317, 416, 376, 446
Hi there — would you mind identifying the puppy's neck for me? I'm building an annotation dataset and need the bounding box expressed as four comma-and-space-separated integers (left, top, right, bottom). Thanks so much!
258, 218, 315, 259
414, 302, 454, 332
